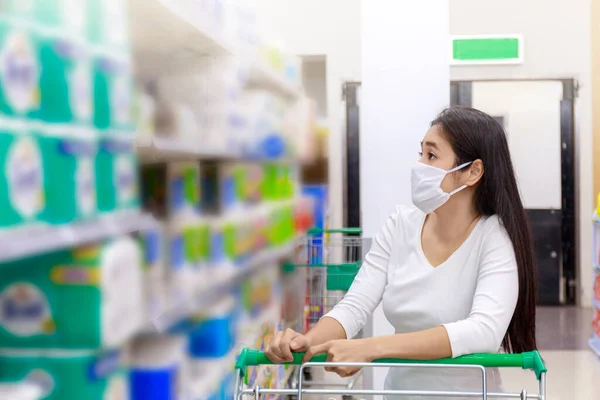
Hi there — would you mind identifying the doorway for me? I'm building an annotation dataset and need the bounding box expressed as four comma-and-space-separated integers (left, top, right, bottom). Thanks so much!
450, 79, 577, 305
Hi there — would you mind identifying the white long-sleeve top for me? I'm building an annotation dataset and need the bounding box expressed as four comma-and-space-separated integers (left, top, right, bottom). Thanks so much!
324, 205, 519, 399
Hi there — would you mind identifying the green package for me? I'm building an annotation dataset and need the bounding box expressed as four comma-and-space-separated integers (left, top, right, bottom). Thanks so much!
93, 54, 134, 132
0, 19, 41, 119
95, 137, 140, 215
0, 123, 45, 232
0, 349, 128, 400
36, 130, 97, 225
0, 238, 144, 349
35, 36, 93, 126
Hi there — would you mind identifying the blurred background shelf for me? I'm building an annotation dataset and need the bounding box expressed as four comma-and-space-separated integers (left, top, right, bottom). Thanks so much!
246, 62, 302, 100
150, 236, 301, 332
129, 0, 231, 76
0, 212, 156, 264
136, 136, 303, 164
136, 136, 240, 163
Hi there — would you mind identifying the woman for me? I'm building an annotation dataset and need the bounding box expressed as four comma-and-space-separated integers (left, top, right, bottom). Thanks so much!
265, 106, 537, 398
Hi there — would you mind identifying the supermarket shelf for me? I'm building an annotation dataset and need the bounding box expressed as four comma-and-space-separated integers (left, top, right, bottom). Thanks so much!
136, 136, 303, 164
151, 238, 301, 332
589, 335, 600, 357
247, 63, 302, 100
0, 212, 157, 264
136, 137, 240, 164
129, 0, 232, 76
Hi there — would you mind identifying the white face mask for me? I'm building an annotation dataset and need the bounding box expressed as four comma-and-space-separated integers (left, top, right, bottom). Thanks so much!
411, 161, 473, 214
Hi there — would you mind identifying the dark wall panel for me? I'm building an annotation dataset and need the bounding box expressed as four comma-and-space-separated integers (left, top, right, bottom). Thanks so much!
527, 209, 562, 305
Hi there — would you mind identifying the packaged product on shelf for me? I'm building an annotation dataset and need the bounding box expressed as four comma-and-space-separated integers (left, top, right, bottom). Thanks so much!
252, 205, 269, 253
0, 20, 41, 118
594, 270, 600, 305
141, 225, 166, 281
140, 226, 168, 323
95, 137, 140, 215
294, 196, 315, 233
243, 163, 264, 204
267, 202, 295, 246
200, 162, 241, 214
0, 349, 128, 400
36, 35, 93, 126
36, 128, 98, 225
593, 308, 600, 338
129, 334, 190, 400
93, 54, 134, 132
168, 162, 201, 220
0, 236, 145, 349
0, 124, 45, 232
223, 213, 257, 264
208, 217, 226, 265
240, 91, 287, 159
165, 222, 195, 308
188, 297, 237, 372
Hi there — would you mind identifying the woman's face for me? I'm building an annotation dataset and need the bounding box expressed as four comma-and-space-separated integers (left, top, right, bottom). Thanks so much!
419, 125, 468, 194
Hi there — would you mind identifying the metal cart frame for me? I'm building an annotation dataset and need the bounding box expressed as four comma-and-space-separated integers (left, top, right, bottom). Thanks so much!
234, 349, 547, 399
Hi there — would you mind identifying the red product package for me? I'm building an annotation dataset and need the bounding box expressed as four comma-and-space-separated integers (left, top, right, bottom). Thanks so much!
592, 308, 600, 337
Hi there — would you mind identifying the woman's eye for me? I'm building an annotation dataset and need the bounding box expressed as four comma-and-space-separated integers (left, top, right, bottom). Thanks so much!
418, 151, 436, 160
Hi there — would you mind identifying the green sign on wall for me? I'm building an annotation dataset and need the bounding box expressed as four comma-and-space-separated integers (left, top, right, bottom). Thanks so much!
451, 35, 523, 65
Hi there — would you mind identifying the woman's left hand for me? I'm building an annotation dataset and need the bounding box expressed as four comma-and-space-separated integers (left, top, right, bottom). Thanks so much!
302, 338, 376, 377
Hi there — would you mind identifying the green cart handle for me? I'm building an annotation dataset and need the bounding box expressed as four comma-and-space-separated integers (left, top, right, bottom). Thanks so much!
235, 349, 547, 380
307, 227, 363, 235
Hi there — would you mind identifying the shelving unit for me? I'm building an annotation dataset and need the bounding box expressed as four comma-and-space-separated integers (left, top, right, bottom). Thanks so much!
0, 211, 156, 263
151, 235, 302, 332
590, 215, 600, 357
0, 0, 316, 398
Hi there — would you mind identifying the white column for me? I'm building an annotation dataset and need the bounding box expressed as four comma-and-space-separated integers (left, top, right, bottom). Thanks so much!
360, 0, 450, 394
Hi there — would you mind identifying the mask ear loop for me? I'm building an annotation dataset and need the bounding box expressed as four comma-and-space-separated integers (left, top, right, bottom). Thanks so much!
446, 161, 473, 174
448, 184, 468, 196
446, 161, 474, 196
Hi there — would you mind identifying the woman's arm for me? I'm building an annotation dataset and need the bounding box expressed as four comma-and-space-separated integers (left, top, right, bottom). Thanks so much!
320, 209, 398, 339
266, 208, 400, 363
369, 326, 452, 360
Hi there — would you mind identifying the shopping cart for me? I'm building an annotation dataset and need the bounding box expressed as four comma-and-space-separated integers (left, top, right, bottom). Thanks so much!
300, 227, 367, 330
278, 227, 369, 396
233, 349, 547, 399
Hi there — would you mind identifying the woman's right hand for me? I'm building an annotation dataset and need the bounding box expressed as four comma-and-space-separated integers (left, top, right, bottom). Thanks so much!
265, 328, 311, 363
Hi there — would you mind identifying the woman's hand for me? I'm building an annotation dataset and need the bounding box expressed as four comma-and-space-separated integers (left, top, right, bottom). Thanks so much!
265, 328, 311, 363
303, 338, 376, 377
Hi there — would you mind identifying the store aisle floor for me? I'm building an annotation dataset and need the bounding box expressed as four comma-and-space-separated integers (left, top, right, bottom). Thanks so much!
501, 350, 599, 399
502, 307, 599, 399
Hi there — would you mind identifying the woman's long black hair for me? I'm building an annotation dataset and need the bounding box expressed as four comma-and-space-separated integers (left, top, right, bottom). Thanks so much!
431, 106, 537, 353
